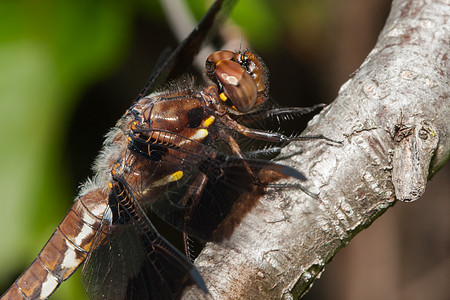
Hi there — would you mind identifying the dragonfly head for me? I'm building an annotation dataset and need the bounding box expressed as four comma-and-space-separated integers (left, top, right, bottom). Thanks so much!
206, 50, 269, 114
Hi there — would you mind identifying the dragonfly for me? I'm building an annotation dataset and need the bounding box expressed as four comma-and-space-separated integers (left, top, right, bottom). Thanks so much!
1, 0, 334, 299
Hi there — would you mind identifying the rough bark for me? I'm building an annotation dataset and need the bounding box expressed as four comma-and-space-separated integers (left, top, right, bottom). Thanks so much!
182, 0, 450, 298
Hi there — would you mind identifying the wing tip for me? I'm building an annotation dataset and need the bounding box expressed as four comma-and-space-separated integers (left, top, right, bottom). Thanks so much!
279, 165, 307, 181
189, 267, 208, 294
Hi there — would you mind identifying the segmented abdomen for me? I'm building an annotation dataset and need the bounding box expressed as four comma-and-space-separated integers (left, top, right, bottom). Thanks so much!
1, 188, 108, 300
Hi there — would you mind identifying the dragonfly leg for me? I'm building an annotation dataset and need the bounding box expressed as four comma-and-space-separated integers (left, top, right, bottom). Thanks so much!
237, 104, 326, 123
221, 113, 341, 144
180, 173, 209, 259
225, 135, 261, 184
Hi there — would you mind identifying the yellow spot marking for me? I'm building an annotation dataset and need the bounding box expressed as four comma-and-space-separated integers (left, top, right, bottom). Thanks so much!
152, 171, 184, 187
171, 170, 183, 181
131, 121, 139, 130
108, 182, 113, 189
128, 136, 133, 142
219, 92, 228, 101
201, 116, 215, 127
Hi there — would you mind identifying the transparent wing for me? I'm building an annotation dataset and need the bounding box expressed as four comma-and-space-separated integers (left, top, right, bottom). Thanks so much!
81, 203, 205, 299
122, 130, 306, 242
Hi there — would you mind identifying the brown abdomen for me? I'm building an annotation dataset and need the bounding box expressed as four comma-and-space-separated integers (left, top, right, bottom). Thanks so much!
1, 188, 108, 300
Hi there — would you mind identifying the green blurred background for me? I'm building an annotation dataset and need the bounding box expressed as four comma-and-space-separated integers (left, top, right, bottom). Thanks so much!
0, 0, 448, 299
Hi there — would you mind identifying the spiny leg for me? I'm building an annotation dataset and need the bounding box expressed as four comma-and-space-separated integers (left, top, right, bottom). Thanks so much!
221, 113, 341, 144
237, 104, 326, 123
180, 173, 209, 260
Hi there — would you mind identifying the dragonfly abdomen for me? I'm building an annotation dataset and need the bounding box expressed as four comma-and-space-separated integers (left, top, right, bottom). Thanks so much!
1, 188, 108, 300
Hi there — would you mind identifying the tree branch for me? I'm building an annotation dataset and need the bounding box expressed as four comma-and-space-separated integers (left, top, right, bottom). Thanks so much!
182, 0, 449, 298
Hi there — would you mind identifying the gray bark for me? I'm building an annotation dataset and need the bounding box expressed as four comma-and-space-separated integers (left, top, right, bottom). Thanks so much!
182, 0, 450, 298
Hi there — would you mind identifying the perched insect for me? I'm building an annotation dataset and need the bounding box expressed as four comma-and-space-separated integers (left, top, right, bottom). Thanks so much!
1, 1, 335, 299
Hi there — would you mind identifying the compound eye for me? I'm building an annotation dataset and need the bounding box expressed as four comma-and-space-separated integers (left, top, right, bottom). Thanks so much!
214, 60, 257, 113
206, 50, 235, 79
206, 50, 234, 64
